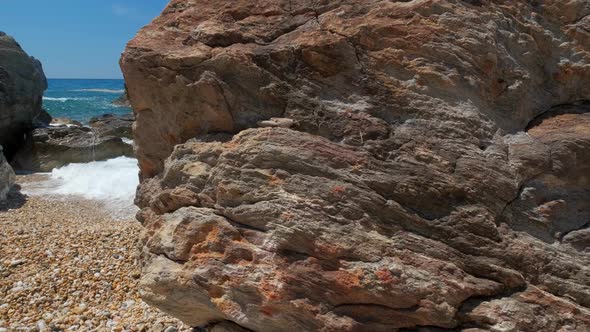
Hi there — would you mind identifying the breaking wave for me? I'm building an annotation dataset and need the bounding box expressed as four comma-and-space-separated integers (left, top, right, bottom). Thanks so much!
43, 97, 94, 102
23, 157, 139, 219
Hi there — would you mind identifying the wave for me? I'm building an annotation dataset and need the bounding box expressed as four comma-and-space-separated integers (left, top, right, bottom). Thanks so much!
121, 138, 134, 145
43, 96, 94, 102
22, 157, 139, 219
71, 89, 125, 93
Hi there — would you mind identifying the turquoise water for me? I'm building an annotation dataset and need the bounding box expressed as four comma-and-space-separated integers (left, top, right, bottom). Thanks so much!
43, 79, 132, 123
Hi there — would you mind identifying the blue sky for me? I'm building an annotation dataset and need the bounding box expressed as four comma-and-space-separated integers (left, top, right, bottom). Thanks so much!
0, 1, 169, 79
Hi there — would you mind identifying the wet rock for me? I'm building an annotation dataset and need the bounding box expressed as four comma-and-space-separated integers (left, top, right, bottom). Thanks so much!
11, 125, 133, 172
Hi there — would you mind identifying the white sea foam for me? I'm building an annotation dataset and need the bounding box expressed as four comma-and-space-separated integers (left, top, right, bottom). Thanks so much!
71, 89, 125, 93
121, 138, 134, 145
49, 123, 79, 128
43, 97, 94, 102
23, 157, 139, 219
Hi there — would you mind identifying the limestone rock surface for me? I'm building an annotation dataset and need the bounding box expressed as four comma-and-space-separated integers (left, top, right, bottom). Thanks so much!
122, 1, 590, 331
0, 145, 15, 202
0, 32, 48, 160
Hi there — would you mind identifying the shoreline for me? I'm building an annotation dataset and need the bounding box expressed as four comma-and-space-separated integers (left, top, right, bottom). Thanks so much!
0, 175, 187, 331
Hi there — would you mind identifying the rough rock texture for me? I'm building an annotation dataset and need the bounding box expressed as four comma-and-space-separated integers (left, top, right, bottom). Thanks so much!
121, 1, 590, 331
0, 32, 48, 160
12, 125, 134, 172
0, 145, 15, 202
89, 113, 134, 139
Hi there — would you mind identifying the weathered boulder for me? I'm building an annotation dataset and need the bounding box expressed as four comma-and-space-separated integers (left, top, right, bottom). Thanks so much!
0, 145, 15, 202
122, 0, 590, 331
0, 32, 48, 160
12, 125, 134, 172
89, 113, 134, 139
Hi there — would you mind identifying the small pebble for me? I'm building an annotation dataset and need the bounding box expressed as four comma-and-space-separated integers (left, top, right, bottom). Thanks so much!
9, 259, 27, 267
0, 184, 186, 330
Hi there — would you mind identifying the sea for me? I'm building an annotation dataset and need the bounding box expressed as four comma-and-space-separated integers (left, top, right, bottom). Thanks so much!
43, 78, 132, 123
23, 79, 139, 218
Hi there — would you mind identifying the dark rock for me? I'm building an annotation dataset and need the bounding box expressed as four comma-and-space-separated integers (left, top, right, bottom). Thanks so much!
12, 125, 134, 172
0, 32, 47, 160
33, 109, 52, 128
89, 113, 134, 139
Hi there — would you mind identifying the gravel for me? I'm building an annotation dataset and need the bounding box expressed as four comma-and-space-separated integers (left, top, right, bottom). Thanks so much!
0, 175, 191, 331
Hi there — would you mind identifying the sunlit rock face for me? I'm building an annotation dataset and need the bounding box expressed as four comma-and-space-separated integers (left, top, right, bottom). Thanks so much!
121, 1, 590, 330
0, 32, 48, 160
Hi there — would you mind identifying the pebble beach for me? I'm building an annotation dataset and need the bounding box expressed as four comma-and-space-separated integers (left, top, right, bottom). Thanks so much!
0, 175, 188, 332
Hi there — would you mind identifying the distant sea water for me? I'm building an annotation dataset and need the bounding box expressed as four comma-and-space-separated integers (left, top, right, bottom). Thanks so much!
43, 79, 132, 123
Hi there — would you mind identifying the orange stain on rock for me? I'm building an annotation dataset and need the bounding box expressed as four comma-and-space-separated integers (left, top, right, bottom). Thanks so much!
259, 273, 287, 302
205, 226, 221, 243
268, 174, 284, 186
331, 185, 346, 195
375, 268, 396, 285
281, 211, 296, 221
329, 269, 363, 290
314, 242, 340, 257
259, 305, 275, 317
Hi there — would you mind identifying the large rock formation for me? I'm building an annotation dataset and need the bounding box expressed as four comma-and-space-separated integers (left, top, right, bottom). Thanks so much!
0, 32, 48, 160
0, 145, 15, 202
121, 1, 590, 330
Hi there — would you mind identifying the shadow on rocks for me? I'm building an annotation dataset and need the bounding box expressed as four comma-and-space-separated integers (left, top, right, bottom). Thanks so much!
0, 184, 28, 211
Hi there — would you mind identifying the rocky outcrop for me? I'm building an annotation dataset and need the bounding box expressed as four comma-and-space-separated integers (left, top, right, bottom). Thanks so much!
121, 1, 590, 331
0, 32, 48, 160
12, 123, 134, 172
0, 145, 15, 202
89, 113, 134, 139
